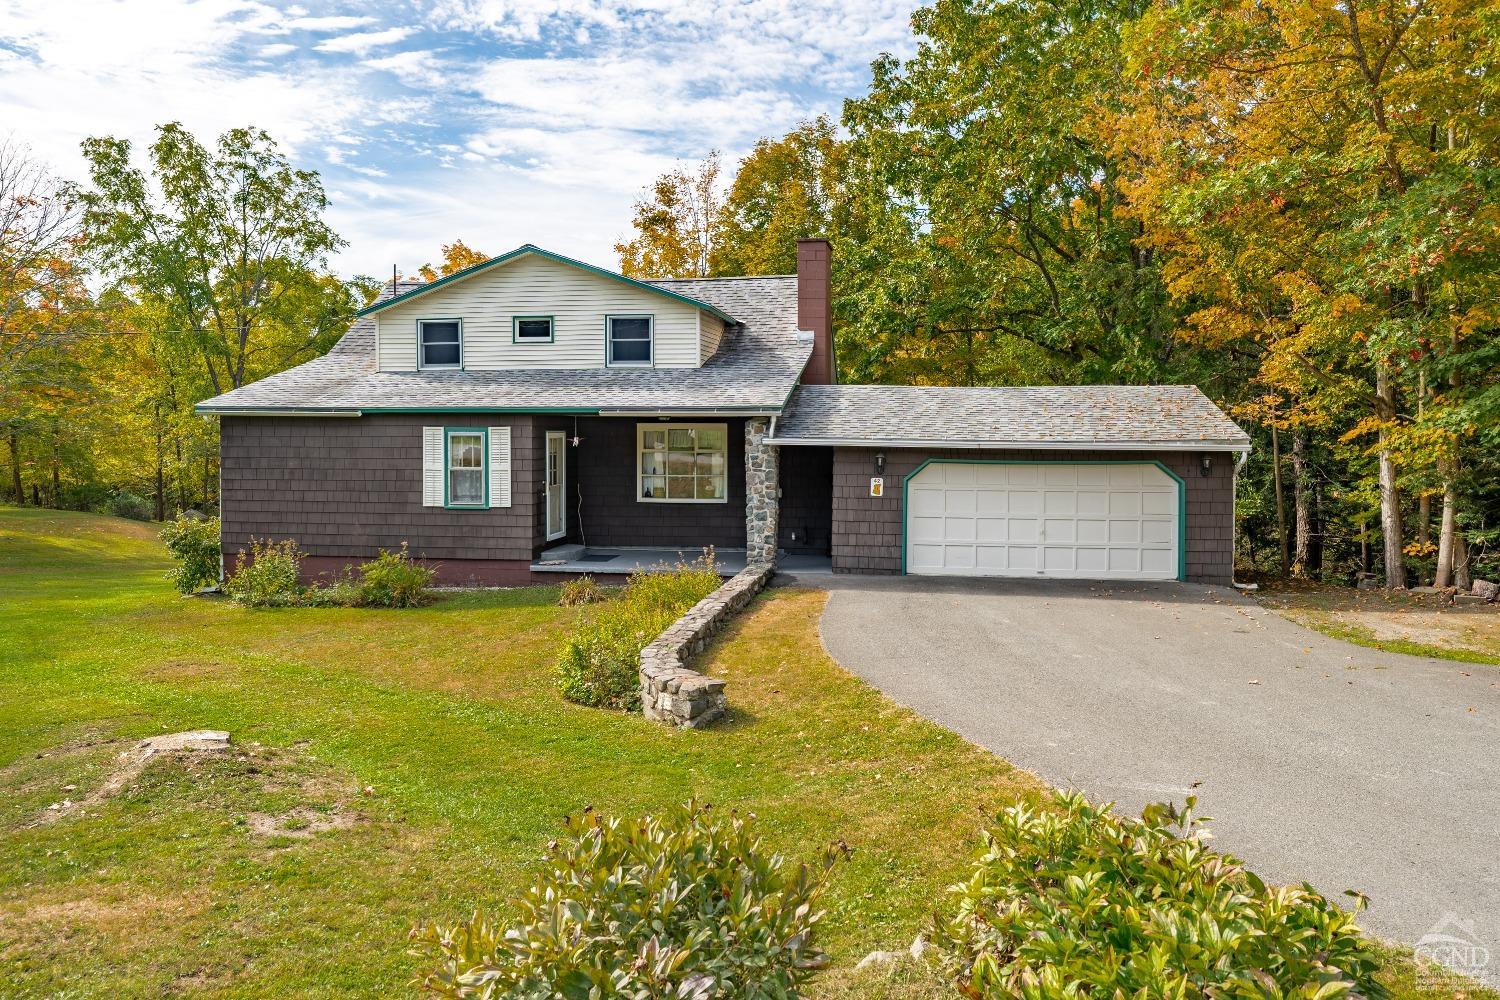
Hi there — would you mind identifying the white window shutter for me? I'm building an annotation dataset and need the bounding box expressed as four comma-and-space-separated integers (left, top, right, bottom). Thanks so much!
488, 426, 512, 508
422, 427, 444, 507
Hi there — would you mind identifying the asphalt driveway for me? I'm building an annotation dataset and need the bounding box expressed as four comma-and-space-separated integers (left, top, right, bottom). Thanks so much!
817, 576, 1500, 979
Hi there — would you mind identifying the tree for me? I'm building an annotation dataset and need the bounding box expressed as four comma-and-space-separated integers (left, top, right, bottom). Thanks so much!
1116, 0, 1500, 588
78, 123, 349, 395
419, 240, 489, 282
713, 118, 843, 277
615, 152, 723, 279
0, 140, 90, 505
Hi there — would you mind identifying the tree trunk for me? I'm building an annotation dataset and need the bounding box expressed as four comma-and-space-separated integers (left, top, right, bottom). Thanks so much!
1454, 532, 1472, 591
1375, 367, 1405, 589
1434, 462, 1458, 588
1291, 431, 1311, 577
50, 419, 61, 508
1271, 424, 1288, 574
153, 403, 167, 522
7, 431, 21, 504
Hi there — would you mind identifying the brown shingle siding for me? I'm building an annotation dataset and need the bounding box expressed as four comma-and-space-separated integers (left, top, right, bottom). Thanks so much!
827, 447, 1236, 585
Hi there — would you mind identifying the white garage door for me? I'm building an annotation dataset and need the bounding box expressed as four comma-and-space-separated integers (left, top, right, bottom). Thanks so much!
905, 462, 1181, 580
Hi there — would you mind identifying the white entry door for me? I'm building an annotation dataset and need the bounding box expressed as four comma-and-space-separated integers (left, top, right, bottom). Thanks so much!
545, 431, 566, 541
905, 461, 1180, 580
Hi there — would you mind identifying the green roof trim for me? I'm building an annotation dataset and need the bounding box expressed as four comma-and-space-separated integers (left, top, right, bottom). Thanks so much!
356, 244, 738, 324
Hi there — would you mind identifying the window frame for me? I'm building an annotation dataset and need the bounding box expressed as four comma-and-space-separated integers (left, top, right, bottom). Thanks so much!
417, 318, 464, 371
635, 422, 729, 505
443, 426, 489, 509
512, 315, 555, 344
606, 314, 655, 368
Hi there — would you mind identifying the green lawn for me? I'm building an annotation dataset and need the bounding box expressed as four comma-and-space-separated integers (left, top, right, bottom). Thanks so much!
0, 506, 1487, 999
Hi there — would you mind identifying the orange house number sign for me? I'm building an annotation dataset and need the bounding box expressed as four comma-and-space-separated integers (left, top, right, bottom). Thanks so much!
869, 477, 884, 497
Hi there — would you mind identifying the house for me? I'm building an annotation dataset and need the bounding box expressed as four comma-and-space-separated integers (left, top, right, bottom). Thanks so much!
196, 239, 1250, 586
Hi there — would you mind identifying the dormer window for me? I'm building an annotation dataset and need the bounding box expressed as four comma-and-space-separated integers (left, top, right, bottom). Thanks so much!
513, 316, 554, 343
607, 315, 653, 367
419, 319, 462, 370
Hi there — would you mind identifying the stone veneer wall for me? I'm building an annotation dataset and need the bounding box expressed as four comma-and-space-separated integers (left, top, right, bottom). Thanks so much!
639, 564, 773, 728
744, 418, 780, 566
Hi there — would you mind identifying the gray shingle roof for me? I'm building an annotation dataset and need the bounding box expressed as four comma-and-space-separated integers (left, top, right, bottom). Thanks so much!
196, 275, 810, 415
773, 384, 1250, 450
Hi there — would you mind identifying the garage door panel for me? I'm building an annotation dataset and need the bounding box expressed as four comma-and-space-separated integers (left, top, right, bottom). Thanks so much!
906, 462, 1180, 581
976, 517, 1008, 542
1043, 519, 1076, 543
1044, 491, 1076, 515
1142, 491, 1175, 516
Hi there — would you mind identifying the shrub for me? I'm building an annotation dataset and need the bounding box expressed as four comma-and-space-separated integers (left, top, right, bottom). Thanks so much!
356, 543, 435, 608
160, 515, 222, 594
106, 490, 153, 521
224, 538, 304, 608
412, 801, 846, 999
932, 791, 1388, 1000
557, 551, 722, 710
557, 574, 604, 606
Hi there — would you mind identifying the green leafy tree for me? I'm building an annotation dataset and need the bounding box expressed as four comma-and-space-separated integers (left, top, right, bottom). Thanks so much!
78, 123, 350, 394
615, 152, 723, 279
713, 117, 843, 277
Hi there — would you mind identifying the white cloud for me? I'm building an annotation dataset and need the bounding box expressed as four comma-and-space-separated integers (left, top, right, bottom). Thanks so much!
313, 25, 417, 54
1, 0, 919, 273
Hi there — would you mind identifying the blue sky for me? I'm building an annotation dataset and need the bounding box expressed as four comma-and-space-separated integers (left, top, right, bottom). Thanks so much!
1, 0, 918, 277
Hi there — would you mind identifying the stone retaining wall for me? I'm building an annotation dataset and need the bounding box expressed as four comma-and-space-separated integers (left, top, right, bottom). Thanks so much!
640, 564, 773, 728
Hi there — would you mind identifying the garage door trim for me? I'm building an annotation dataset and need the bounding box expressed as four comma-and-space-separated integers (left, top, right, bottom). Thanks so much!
900, 458, 1187, 581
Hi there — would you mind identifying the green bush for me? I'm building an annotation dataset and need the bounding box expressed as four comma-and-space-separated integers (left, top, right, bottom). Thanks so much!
557, 551, 722, 710
224, 538, 304, 608
412, 801, 846, 999
932, 791, 1388, 1000
107, 490, 154, 521
558, 574, 604, 606
356, 543, 436, 607
159, 515, 221, 594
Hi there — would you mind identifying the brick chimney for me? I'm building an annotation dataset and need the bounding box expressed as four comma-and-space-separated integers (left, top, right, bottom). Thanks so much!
796, 238, 835, 385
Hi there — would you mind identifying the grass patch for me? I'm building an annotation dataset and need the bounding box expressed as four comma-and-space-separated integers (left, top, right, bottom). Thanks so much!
0, 505, 1488, 999
1260, 582, 1500, 667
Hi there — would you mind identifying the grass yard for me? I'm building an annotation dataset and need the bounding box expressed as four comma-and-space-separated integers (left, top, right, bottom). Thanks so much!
0, 506, 1489, 999
1259, 582, 1500, 666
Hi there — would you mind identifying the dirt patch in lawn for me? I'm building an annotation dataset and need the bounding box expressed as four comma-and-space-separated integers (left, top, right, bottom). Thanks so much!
1259, 583, 1500, 664
12, 733, 366, 844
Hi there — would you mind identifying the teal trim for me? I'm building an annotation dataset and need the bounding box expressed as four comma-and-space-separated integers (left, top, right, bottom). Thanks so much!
442, 426, 489, 510
417, 317, 464, 371
358, 244, 738, 324
512, 315, 555, 344
605, 313, 655, 368
897, 458, 1188, 582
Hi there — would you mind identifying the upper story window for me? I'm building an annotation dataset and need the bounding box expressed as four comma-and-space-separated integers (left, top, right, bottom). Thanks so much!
513, 316, 554, 343
419, 319, 462, 369
607, 315, 653, 367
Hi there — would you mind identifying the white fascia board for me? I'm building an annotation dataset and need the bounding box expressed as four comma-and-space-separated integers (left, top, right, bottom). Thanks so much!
765, 436, 1252, 453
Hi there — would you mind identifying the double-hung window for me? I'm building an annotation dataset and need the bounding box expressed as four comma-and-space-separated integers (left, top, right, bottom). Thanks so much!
638, 423, 727, 503
446, 429, 486, 507
419, 319, 462, 369
607, 315, 653, 367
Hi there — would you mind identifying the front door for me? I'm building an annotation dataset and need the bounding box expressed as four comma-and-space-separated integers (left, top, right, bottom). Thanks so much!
545, 431, 566, 541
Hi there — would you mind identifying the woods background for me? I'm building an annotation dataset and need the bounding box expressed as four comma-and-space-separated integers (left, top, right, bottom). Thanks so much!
3, 0, 1496, 589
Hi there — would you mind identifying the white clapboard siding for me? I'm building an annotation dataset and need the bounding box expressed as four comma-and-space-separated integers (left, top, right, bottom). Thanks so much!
421, 427, 444, 507
488, 426, 511, 508
699, 311, 725, 363
376, 252, 707, 371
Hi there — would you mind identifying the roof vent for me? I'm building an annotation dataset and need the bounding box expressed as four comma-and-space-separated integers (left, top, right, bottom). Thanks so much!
795, 328, 816, 343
